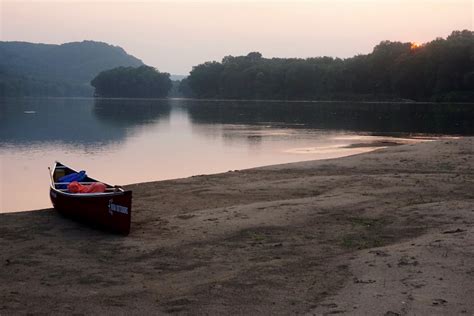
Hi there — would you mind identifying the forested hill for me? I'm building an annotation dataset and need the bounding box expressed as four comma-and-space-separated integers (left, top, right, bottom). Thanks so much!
0, 41, 144, 97
182, 30, 474, 102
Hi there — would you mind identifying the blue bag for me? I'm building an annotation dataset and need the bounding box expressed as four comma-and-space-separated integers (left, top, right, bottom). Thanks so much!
57, 170, 87, 189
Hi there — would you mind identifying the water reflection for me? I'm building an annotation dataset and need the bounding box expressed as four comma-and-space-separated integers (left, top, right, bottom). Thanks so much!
184, 100, 474, 136
93, 98, 171, 127
0, 98, 171, 147
1, 98, 473, 148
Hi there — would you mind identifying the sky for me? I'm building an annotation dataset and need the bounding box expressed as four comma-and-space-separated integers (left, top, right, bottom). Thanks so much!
0, 0, 472, 74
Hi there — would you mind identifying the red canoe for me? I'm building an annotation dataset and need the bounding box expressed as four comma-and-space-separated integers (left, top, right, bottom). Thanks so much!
49, 161, 132, 235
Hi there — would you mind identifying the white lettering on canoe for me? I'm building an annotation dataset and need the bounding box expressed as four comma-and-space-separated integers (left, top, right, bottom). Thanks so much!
108, 199, 128, 215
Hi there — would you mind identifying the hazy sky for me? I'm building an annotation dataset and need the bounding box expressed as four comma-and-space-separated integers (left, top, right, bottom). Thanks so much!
1, 0, 472, 74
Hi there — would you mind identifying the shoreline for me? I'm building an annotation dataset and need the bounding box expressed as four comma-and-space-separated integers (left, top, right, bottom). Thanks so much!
4, 96, 474, 105
1, 138, 473, 314
1, 135, 435, 214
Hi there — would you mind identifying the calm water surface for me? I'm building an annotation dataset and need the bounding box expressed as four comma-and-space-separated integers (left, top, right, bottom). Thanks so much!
1, 98, 472, 212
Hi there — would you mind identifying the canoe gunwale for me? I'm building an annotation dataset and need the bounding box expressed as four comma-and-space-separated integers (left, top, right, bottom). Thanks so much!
50, 188, 127, 198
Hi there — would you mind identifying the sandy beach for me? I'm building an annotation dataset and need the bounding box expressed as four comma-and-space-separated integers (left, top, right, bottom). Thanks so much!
1, 137, 473, 315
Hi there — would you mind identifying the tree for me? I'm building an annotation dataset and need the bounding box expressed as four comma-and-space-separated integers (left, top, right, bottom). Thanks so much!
187, 62, 224, 98
91, 66, 172, 98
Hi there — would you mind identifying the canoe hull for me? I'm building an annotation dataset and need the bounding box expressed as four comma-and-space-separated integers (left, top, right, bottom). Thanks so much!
50, 189, 132, 235
50, 188, 132, 235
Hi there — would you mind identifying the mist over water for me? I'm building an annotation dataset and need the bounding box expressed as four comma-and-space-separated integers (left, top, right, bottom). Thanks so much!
1, 97, 472, 212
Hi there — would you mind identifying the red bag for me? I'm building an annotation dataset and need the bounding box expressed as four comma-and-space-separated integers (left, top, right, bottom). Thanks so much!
68, 181, 106, 193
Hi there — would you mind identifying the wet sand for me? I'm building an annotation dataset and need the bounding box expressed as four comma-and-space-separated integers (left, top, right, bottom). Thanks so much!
1, 138, 473, 314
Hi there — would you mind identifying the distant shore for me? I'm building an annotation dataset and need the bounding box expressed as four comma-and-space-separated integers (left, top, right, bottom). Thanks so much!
1, 138, 473, 314
7, 95, 474, 105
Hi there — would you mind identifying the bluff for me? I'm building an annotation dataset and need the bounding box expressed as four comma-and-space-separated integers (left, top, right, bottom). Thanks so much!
0, 40, 143, 96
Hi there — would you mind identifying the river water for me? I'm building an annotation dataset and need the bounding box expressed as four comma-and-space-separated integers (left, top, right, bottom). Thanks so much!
1, 98, 472, 212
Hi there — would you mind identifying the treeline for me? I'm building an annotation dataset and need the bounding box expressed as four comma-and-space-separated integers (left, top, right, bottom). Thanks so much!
91, 66, 172, 98
0, 71, 93, 97
181, 30, 474, 101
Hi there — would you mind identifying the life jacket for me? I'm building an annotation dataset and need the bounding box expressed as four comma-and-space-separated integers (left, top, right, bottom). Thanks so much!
68, 181, 106, 194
